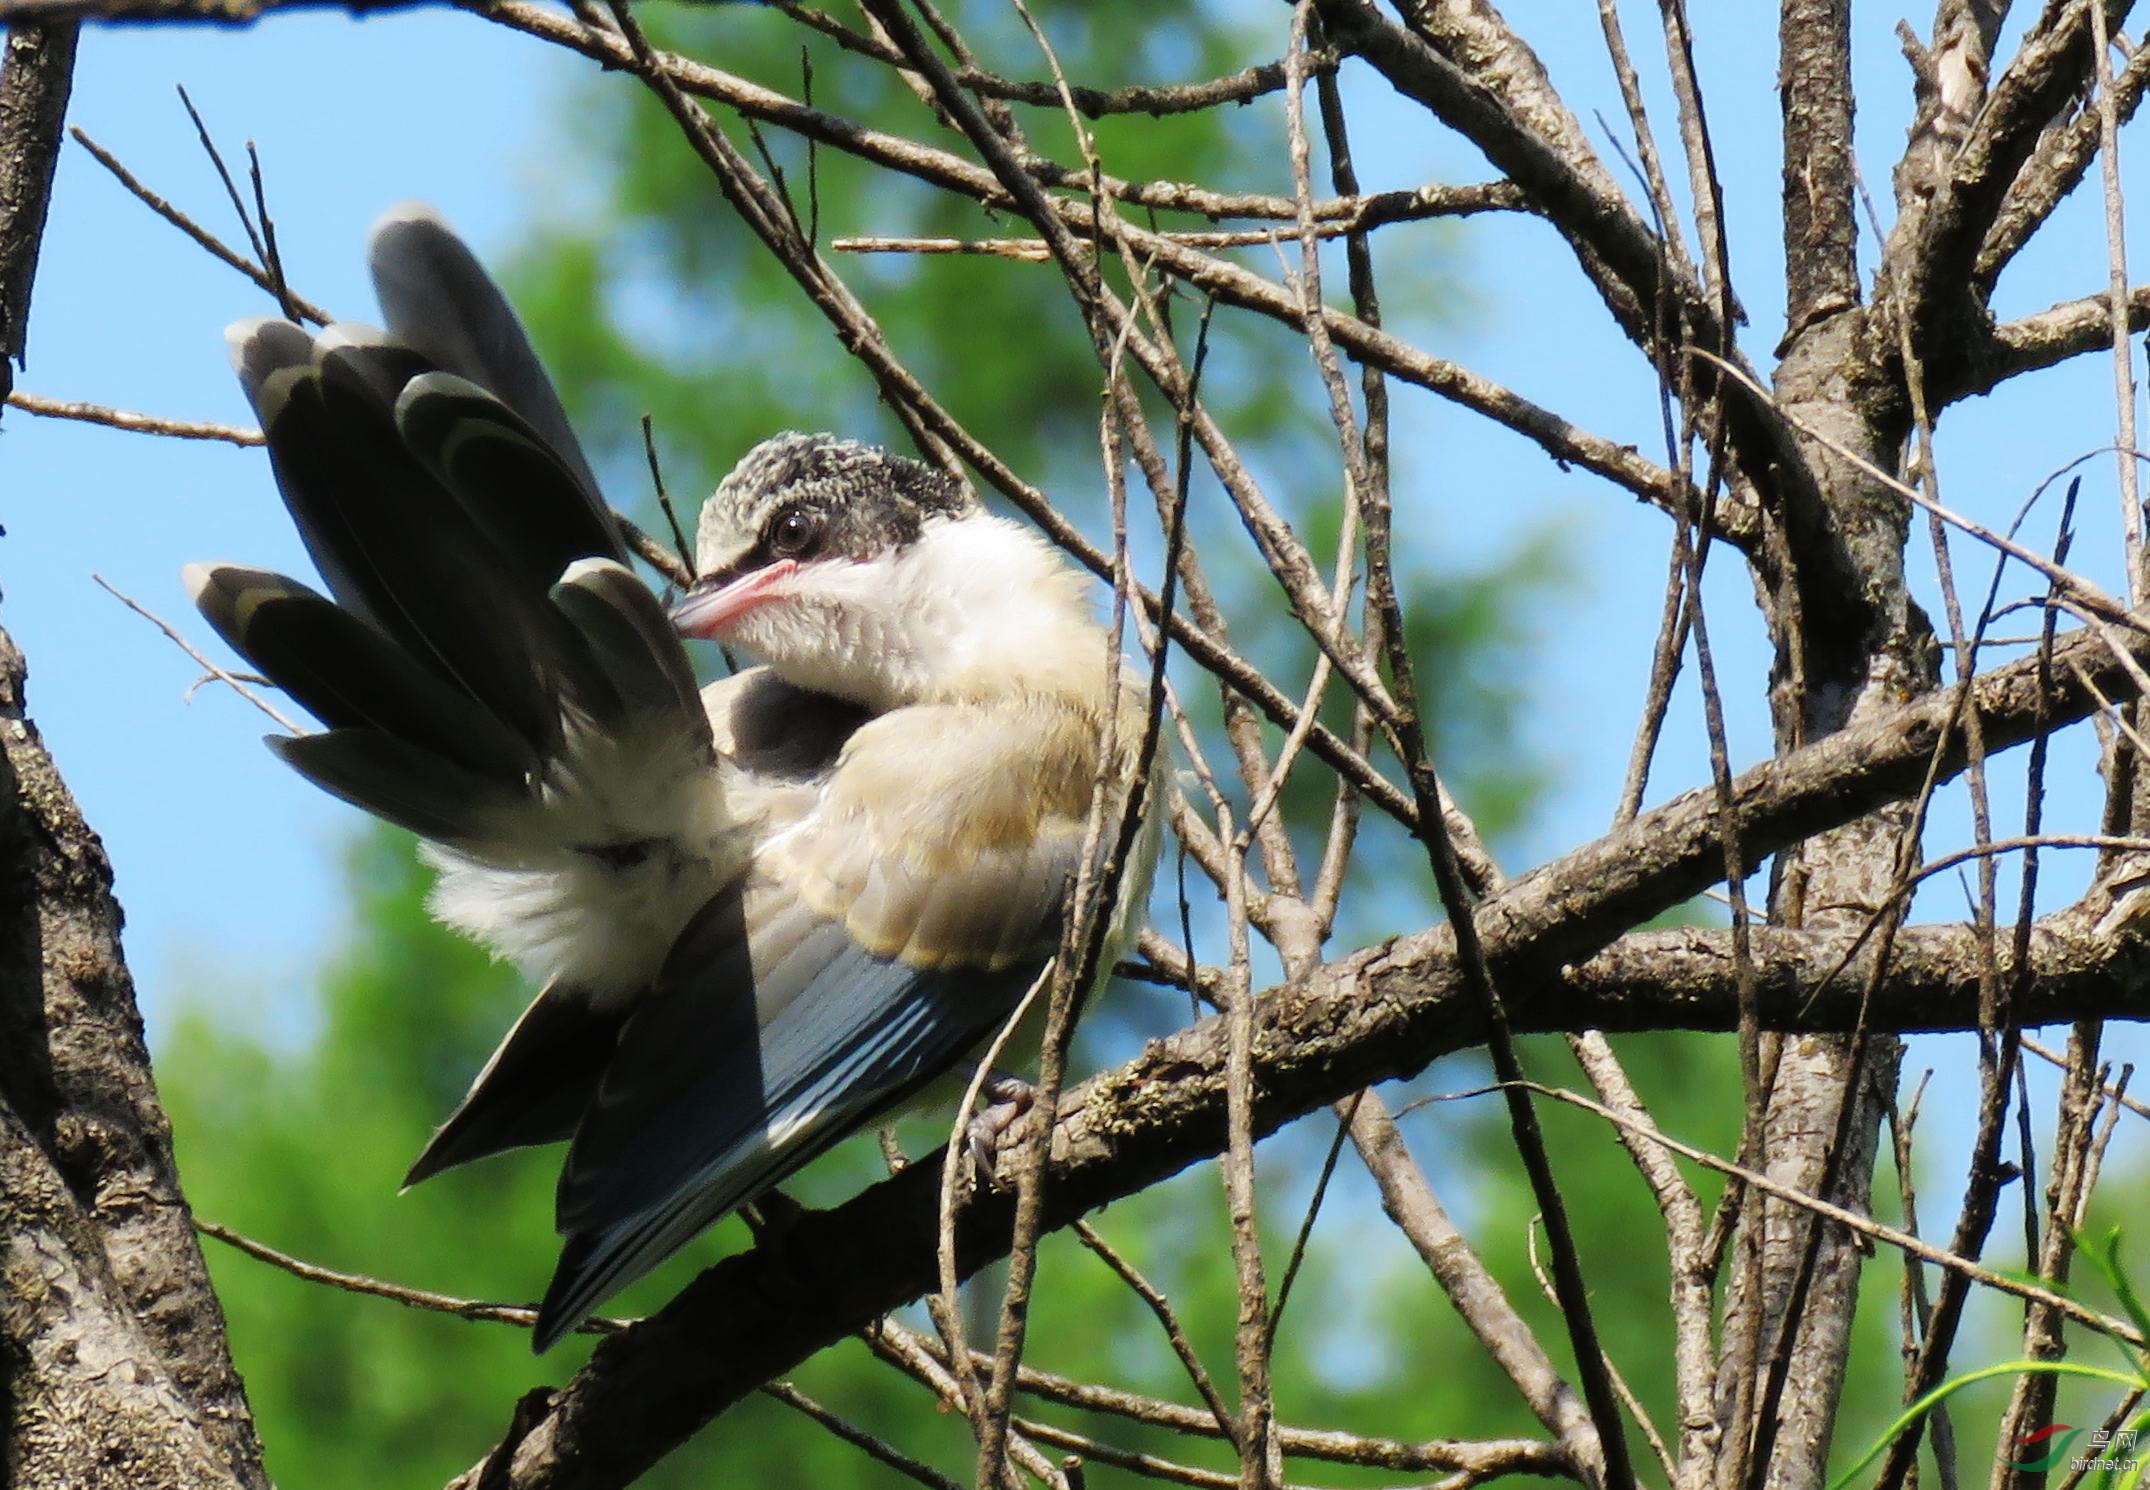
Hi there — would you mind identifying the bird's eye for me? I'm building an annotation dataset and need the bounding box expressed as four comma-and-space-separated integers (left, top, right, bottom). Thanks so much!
768, 507, 821, 558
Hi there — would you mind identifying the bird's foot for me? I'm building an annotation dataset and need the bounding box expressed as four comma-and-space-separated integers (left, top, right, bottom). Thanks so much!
966, 1074, 1035, 1190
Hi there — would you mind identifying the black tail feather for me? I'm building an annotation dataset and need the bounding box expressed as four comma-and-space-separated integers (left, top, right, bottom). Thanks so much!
199, 208, 711, 840
404, 982, 625, 1189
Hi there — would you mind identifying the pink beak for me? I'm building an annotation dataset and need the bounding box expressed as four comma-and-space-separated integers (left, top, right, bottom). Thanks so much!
669, 558, 799, 638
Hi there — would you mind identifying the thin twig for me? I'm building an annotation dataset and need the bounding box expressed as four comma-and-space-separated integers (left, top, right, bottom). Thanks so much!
2023, 1036, 2150, 1122
1494, 1083, 2147, 1347
95, 573, 302, 734
5, 390, 260, 443
197, 1218, 617, 1334
70, 126, 328, 324
1069, 1219, 1237, 1450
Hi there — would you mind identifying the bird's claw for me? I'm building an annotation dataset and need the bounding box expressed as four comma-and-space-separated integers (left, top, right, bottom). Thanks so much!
966, 1074, 1036, 1190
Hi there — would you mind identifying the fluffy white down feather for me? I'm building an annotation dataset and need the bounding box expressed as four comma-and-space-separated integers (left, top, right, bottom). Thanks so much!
424, 705, 748, 1007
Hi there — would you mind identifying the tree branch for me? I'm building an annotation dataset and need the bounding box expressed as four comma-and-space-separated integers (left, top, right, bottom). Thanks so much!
0, 621, 269, 1488
1886, 0, 2137, 375
449, 615, 2150, 1490
0, 19, 269, 1486
1780, 0, 1860, 335
1964, 282, 2150, 395
1312, 0, 1683, 346
1311, 0, 1810, 546
0, 20, 74, 395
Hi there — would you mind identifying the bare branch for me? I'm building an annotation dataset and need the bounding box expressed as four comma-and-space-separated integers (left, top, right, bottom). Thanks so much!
71, 125, 329, 324
446, 600, 2150, 1489
1781, 0, 1860, 332
6, 389, 262, 443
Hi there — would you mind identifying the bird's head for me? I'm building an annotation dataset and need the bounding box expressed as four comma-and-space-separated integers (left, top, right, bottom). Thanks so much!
671, 434, 1098, 711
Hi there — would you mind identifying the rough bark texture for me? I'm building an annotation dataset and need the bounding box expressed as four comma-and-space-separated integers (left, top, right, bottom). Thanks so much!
0, 22, 268, 1490
1682, 15, 1943, 1476
0, 22, 72, 394
0, 629, 270, 1488
1718, 333, 1921, 1490
1780, 0, 1859, 336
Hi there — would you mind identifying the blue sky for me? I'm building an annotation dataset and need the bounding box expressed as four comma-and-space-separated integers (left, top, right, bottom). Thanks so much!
10, 6, 2148, 1320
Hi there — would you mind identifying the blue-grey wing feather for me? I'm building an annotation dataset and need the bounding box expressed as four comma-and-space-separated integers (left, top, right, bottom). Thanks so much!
532, 885, 1031, 1349
527, 693, 1137, 1350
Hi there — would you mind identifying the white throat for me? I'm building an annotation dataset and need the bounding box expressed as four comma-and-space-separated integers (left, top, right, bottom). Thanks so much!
736, 514, 1106, 711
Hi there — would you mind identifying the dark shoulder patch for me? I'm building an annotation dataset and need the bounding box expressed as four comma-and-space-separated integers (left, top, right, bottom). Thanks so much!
722, 670, 870, 779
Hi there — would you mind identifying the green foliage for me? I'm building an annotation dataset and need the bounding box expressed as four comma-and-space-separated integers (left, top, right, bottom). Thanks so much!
164, 833, 563, 1489
505, 4, 1276, 502
1829, 1230, 2150, 1490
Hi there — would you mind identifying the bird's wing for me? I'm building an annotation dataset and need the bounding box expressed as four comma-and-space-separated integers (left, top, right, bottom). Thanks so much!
194, 198, 724, 860
403, 668, 871, 1188
192, 210, 738, 1111
200, 315, 718, 853
401, 980, 628, 1189
531, 697, 1115, 1350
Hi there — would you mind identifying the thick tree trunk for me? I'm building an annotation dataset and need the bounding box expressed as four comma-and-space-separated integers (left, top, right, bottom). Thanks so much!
0, 22, 269, 1490
1714, 30, 1932, 1480
0, 638, 272, 1490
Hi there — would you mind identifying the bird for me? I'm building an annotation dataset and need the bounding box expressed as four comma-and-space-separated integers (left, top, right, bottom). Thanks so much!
186, 203, 1155, 1352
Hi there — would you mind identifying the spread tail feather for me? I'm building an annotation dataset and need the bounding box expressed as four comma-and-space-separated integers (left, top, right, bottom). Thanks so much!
404, 983, 625, 1189
202, 221, 715, 849
367, 201, 609, 514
